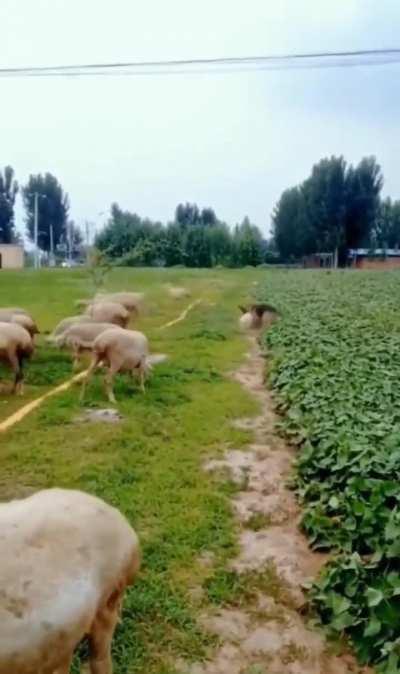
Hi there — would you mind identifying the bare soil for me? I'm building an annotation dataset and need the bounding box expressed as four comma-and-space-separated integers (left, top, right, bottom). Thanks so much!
186, 336, 373, 674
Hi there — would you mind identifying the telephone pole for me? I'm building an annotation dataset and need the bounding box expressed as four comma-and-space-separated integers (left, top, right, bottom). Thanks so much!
33, 193, 39, 269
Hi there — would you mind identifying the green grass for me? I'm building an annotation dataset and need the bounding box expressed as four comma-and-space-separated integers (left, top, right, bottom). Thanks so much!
0, 266, 264, 673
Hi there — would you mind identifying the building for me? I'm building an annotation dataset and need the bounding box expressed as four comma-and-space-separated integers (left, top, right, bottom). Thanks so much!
0, 244, 24, 269
348, 248, 400, 270
303, 252, 334, 269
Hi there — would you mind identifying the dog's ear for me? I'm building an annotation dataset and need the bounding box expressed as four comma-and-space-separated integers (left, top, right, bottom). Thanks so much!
238, 305, 248, 314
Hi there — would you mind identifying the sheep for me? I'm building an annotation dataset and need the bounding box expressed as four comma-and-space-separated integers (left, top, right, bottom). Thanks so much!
0, 487, 140, 674
0, 309, 39, 338
76, 292, 144, 316
0, 322, 34, 394
166, 286, 191, 300
238, 303, 279, 331
47, 315, 103, 343
81, 327, 167, 403
84, 301, 130, 328
54, 321, 118, 370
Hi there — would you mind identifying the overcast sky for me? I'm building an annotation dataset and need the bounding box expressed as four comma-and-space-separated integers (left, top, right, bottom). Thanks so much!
1, 0, 400, 239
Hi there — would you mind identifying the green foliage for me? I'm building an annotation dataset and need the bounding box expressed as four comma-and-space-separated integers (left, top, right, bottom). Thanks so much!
272, 155, 383, 263
260, 270, 400, 672
96, 202, 265, 268
86, 247, 111, 290
372, 198, 400, 249
0, 165, 18, 244
22, 172, 69, 252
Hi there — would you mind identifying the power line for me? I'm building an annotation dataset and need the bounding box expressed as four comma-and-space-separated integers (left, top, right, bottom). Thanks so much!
1, 47, 400, 78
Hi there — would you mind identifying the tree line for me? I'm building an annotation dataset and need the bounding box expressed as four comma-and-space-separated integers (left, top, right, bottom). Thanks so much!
272, 155, 400, 265
0, 167, 76, 253
95, 202, 265, 267
0, 167, 266, 267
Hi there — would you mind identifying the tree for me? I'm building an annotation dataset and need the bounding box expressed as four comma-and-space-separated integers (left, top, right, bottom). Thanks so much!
22, 173, 69, 252
185, 226, 212, 267
96, 203, 163, 260
232, 217, 264, 266
163, 224, 184, 266
303, 156, 348, 265
175, 203, 200, 228
372, 198, 400, 249
344, 156, 383, 256
272, 187, 313, 260
0, 166, 18, 243
272, 155, 384, 265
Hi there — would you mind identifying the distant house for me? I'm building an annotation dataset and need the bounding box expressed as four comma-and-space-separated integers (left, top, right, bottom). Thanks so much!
0, 244, 24, 269
349, 248, 400, 270
303, 252, 334, 269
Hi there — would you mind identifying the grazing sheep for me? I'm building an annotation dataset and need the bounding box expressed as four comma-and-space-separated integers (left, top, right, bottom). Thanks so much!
54, 321, 118, 370
0, 309, 39, 338
81, 327, 167, 403
47, 315, 102, 343
166, 286, 191, 300
0, 322, 34, 394
0, 487, 140, 674
84, 301, 130, 328
76, 292, 144, 316
238, 303, 279, 331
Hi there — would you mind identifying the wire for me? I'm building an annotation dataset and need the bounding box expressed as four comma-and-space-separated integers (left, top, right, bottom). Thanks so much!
1, 47, 400, 78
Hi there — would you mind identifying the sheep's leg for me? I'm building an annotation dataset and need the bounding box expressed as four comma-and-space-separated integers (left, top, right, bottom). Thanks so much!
9, 351, 23, 395
89, 593, 122, 674
53, 653, 73, 674
138, 366, 146, 393
72, 346, 81, 372
80, 354, 101, 403
104, 366, 118, 404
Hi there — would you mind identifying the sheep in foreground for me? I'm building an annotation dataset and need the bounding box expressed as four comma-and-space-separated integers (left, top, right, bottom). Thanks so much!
84, 301, 130, 328
77, 292, 144, 316
0, 309, 39, 338
238, 303, 279, 331
47, 315, 105, 343
54, 321, 118, 370
81, 327, 167, 403
0, 487, 140, 674
0, 322, 34, 394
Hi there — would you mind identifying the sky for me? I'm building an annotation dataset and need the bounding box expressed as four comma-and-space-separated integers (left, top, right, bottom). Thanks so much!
1, 0, 400, 240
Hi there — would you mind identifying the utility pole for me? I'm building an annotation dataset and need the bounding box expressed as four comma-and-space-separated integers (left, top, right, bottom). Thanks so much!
34, 192, 39, 269
50, 224, 54, 267
68, 219, 73, 266
85, 220, 90, 264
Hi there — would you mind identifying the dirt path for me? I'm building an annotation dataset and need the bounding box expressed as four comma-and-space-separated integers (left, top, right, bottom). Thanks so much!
187, 336, 371, 674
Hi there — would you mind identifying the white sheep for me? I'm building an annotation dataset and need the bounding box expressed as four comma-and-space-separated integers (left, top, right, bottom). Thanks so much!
81, 327, 167, 403
238, 303, 279, 331
54, 321, 118, 370
47, 315, 101, 343
0, 309, 39, 338
166, 286, 191, 300
0, 322, 34, 394
0, 487, 140, 674
84, 302, 130, 328
76, 292, 144, 316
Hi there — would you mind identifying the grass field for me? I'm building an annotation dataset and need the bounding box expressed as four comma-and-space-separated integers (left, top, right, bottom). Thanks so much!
0, 266, 264, 673
259, 269, 400, 674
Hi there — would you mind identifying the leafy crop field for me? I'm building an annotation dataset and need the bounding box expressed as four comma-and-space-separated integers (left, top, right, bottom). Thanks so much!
260, 270, 400, 674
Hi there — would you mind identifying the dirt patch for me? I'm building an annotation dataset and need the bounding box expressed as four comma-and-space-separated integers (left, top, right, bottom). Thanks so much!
185, 337, 372, 674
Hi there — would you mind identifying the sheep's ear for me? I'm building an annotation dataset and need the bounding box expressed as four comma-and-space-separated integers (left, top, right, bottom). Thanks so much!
238, 305, 248, 314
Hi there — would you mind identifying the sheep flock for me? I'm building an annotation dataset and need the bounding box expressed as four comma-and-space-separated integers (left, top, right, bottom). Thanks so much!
0, 285, 271, 673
